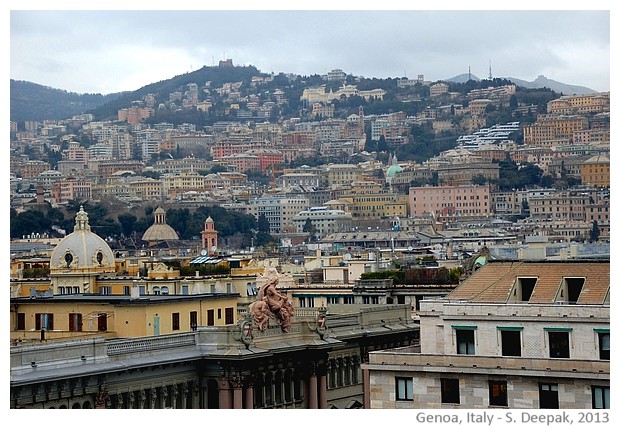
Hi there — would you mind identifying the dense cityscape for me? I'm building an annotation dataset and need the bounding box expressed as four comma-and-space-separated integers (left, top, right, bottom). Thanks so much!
9, 60, 610, 412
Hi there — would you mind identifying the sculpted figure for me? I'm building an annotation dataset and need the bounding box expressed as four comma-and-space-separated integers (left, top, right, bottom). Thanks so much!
250, 298, 273, 331
249, 276, 294, 332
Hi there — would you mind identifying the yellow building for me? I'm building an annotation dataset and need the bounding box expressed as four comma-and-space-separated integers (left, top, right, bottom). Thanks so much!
337, 181, 408, 219
10, 293, 239, 342
523, 114, 589, 146
580, 154, 610, 187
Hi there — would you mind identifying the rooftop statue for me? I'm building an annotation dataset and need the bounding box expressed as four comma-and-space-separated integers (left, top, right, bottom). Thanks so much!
250, 274, 294, 333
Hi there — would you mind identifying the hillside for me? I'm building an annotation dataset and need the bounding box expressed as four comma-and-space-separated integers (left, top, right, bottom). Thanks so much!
10, 80, 124, 122
86, 64, 266, 121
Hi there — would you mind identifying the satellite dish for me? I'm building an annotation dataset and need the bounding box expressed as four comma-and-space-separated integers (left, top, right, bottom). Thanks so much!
200, 249, 207, 256
344, 253, 351, 260
211, 246, 217, 253
407, 246, 413, 252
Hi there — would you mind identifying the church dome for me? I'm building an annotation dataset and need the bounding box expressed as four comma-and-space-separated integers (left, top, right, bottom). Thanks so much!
142, 206, 179, 241
50, 206, 116, 272
386, 163, 403, 177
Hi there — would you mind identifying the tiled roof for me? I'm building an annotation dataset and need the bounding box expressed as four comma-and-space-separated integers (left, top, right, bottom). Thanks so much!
447, 260, 609, 304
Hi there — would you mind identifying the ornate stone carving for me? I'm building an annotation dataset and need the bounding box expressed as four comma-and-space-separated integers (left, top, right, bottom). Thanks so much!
249, 276, 294, 333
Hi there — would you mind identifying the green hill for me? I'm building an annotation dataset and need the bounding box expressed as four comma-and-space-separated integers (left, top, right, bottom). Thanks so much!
10, 80, 124, 122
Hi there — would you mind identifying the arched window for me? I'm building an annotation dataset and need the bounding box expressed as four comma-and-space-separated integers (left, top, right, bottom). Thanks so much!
153, 287, 160, 295
161, 286, 169, 295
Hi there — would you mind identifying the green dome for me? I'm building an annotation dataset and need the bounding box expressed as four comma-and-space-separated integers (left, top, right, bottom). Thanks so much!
386, 163, 403, 177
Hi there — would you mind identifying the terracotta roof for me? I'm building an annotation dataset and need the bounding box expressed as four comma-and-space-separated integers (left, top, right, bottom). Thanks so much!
447, 260, 609, 304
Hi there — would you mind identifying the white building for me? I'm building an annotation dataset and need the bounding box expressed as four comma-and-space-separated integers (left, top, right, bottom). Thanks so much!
292, 206, 353, 238
363, 260, 610, 409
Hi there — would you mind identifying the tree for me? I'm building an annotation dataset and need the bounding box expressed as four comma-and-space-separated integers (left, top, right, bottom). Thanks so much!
589, 220, 600, 243
257, 214, 270, 233
117, 212, 137, 238
302, 218, 316, 236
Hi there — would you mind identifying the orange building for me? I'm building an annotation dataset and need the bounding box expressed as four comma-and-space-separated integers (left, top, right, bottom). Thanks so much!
580, 154, 610, 187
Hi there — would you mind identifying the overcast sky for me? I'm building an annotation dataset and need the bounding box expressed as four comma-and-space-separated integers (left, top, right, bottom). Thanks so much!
8, 5, 613, 95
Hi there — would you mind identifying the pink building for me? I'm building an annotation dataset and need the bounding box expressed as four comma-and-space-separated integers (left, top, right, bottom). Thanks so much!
408, 184, 491, 220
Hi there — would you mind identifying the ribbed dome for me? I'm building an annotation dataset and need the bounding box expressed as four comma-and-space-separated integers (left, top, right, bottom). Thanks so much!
50, 206, 116, 272
142, 206, 179, 241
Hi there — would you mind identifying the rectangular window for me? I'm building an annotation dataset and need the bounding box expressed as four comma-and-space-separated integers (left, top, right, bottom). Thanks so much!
441, 378, 460, 404
489, 380, 508, 407
371, 296, 379, 304
548, 330, 570, 358
592, 386, 610, 409
598, 332, 610, 360
99, 286, 112, 295
539, 383, 559, 409
455, 328, 476, 355
395, 377, 413, 401
500, 329, 522, 357
182, 285, 189, 295
139, 286, 146, 295
97, 313, 107, 331
217, 308, 222, 319
69, 313, 83, 332
190, 311, 197, 330
343, 296, 354, 304
225, 307, 234, 325
207, 309, 215, 326
172, 312, 180, 330
298, 297, 306, 307
362, 296, 370, 304
35, 313, 54, 330
17, 313, 26, 330
123, 286, 130, 295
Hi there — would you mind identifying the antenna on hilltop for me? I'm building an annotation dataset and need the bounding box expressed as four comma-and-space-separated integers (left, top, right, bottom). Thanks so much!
488, 60, 493, 80
468, 66, 471, 81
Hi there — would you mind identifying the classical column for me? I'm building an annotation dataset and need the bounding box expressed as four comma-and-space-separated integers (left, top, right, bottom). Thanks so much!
229, 376, 243, 409
219, 377, 232, 409
308, 363, 318, 409
171, 384, 178, 409
245, 381, 254, 410
319, 373, 328, 409
138, 389, 146, 409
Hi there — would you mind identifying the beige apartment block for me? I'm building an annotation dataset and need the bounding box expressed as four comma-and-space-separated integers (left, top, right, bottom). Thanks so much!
363, 260, 609, 409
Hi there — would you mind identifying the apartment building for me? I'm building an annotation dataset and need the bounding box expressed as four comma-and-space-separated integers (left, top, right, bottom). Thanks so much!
580, 155, 610, 187
161, 171, 207, 200
408, 184, 491, 219
51, 178, 92, 205
523, 115, 589, 146
291, 206, 353, 238
547, 93, 610, 115
364, 260, 609, 409
437, 162, 500, 186
528, 189, 592, 222
430, 82, 449, 97
247, 195, 310, 234
322, 164, 363, 188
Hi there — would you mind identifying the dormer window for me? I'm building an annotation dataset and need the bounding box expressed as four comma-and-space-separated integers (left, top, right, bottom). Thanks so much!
512, 277, 537, 302
96, 251, 103, 265
556, 277, 585, 304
